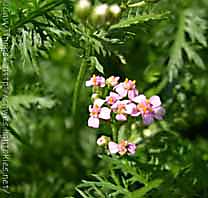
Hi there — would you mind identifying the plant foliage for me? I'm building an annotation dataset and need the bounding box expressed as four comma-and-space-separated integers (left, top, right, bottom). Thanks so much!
0, 0, 208, 197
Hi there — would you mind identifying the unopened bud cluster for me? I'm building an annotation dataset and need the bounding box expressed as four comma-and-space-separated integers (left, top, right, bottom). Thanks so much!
74, 0, 121, 26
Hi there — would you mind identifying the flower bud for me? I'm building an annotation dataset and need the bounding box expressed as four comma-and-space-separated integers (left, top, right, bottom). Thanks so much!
74, 0, 91, 20
108, 4, 121, 23
97, 135, 109, 146
106, 76, 120, 87
90, 4, 109, 26
91, 93, 99, 102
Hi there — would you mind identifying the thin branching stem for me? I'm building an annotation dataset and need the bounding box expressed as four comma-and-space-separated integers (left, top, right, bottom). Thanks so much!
72, 55, 88, 117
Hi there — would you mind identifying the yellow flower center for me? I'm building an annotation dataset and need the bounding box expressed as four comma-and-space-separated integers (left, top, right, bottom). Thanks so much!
92, 74, 97, 85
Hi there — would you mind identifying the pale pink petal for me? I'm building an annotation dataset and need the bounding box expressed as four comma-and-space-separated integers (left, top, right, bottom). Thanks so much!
127, 143, 136, 155
128, 89, 138, 100
131, 110, 140, 117
132, 94, 146, 103
98, 77, 106, 87
99, 107, 111, 120
116, 114, 127, 121
88, 117, 99, 128
115, 77, 120, 80
121, 100, 131, 105
150, 96, 161, 107
114, 83, 127, 97
97, 136, 107, 145
86, 80, 92, 87
154, 106, 165, 120
108, 142, 119, 154
105, 92, 121, 105
143, 114, 154, 125
94, 98, 105, 107
110, 92, 121, 99
111, 101, 119, 110
125, 103, 137, 114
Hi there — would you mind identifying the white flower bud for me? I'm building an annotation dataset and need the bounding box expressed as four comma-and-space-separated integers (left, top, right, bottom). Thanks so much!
109, 4, 121, 17
91, 4, 109, 26
75, 0, 91, 19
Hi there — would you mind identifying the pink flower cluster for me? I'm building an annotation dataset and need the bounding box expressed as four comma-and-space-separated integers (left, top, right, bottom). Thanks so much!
86, 74, 165, 156
97, 136, 136, 156
86, 75, 165, 128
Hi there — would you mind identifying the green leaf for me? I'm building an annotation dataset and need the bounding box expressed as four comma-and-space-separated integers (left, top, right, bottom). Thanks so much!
7, 95, 55, 110
90, 56, 104, 74
110, 12, 169, 30
183, 42, 205, 69
129, 179, 163, 198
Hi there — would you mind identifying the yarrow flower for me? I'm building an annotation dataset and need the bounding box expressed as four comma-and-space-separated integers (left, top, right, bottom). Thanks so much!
108, 140, 136, 156
88, 99, 111, 128
86, 74, 165, 157
106, 76, 120, 87
111, 100, 130, 121
105, 92, 121, 105
96, 135, 109, 146
86, 74, 105, 87
114, 78, 138, 100
127, 94, 165, 125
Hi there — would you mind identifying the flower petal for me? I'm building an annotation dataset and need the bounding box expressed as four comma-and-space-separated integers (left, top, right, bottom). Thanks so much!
127, 143, 136, 155
116, 114, 127, 121
88, 117, 99, 128
150, 96, 161, 107
110, 91, 121, 99
86, 80, 92, 87
128, 89, 138, 100
125, 103, 136, 114
143, 114, 154, 125
132, 94, 146, 103
154, 106, 165, 120
94, 98, 105, 107
99, 107, 111, 120
108, 142, 119, 154
114, 83, 127, 98
111, 101, 119, 109
97, 136, 107, 146
97, 76, 105, 87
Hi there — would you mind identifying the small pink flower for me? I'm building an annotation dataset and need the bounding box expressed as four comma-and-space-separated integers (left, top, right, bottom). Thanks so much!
97, 136, 108, 146
114, 78, 138, 100
88, 99, 111, 128
111, 100, 130, 121
106, 76, 120, 87
132, 95, 165, 125
118, 140, 128, 155
108, 141, 119, 154
127, 143, 136, 155
105, 92, 121, 105
108, 140, 137, 156
86, 74, 105, 87
125, 103, 140, 117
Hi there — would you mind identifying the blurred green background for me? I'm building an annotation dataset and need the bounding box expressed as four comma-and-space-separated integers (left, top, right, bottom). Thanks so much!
0, 0, 208, 197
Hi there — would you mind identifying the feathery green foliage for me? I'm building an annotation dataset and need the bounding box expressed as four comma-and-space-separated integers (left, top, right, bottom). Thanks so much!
0, 0, 208, 197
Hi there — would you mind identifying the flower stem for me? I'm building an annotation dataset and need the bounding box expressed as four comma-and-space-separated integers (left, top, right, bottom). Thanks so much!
111, 124, 117, 142
72, 58, 87, 116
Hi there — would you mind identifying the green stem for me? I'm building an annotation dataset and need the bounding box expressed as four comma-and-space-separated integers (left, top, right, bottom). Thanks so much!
128, 1, 146, 8
111, 124, 117, 142
72, 58, 87, 116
